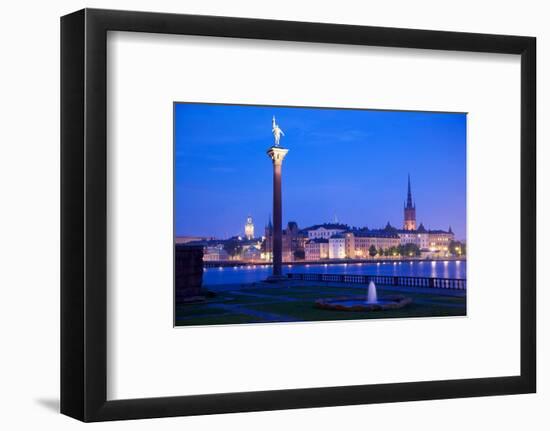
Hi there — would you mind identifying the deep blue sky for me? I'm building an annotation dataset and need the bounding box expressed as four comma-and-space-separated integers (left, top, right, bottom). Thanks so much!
174, 103, 467, 240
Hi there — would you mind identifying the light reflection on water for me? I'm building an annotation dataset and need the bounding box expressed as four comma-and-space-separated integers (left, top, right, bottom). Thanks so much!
203, 261, 466, 286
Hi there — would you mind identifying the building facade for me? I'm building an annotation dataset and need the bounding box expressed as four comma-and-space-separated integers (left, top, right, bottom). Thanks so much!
244, 215, 254, 240
426, 227, 454, 252
344, 228, 401, 258
264, 219, 303, 262
304, 223, 348, 239
328, 235, 346, 259
304, 238, 329, 260
396, 224, 454, 253
203, 245, 230, 261
242, 245, 262, 260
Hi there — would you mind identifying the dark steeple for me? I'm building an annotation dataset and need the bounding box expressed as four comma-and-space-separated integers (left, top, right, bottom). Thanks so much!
403, 174, 417, 231
405, 173, 414, 209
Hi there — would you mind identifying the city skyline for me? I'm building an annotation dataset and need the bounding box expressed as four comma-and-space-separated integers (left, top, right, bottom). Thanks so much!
174, 103, 467, 240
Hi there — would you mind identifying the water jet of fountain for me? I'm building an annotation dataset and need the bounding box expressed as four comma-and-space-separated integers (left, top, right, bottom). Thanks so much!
367, 281, 378, 304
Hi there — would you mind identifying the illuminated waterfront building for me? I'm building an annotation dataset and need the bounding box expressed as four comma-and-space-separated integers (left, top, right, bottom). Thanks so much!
344, 226, 401, 258
264, 218, 302, 262
328, 235, 346, 259
242, 245, 262, 261
304, 223, 348, 239
282, 221, 300, 262
203, 245, 229, 261
303, 218, 454, 260
244, 215, 255, 240
396, 223, 454, 253
426, 226, 454, 252
304, 238, 329, 260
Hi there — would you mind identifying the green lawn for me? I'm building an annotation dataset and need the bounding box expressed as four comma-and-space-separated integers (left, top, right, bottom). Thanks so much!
176, 313, 265, 326
175, 283, 466, 327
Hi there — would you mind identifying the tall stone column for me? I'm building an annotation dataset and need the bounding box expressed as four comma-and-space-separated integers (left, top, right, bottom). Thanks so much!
267, 146, 289, 279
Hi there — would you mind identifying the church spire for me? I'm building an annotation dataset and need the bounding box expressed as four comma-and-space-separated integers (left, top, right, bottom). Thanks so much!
406, 173, 414, 209
403, 174, 417, 231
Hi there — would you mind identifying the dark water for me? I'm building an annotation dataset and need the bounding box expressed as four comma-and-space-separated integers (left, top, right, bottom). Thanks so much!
203, 260, 466, 285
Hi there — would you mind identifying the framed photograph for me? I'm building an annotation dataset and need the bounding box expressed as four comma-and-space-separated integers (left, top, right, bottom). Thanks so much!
174, 103, 467, 326
61, 8, 536, 422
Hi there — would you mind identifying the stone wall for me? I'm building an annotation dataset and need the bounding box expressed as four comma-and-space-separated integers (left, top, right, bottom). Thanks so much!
175, 245, 204, 303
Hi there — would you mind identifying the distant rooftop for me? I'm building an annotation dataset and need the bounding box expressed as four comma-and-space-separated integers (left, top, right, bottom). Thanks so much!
394, 222, 453, 235
350, 229, 400, 239
302, 223, 349, 232
341, 221, 453, 238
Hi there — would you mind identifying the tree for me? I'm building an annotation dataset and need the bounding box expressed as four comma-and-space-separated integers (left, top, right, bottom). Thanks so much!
399, 243, 421, 257
294, 249, 305, 260
368, 245, 377, 257
223, 240, 243, 257
448, 240, 466, 257
378, 247, 384, 257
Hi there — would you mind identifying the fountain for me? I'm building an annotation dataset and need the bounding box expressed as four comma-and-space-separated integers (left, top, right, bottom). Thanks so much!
367, 281, 377, 304
314, 280, 412, 312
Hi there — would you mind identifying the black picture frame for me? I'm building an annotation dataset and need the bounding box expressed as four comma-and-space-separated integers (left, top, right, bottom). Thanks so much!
61, 8, 536, 422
